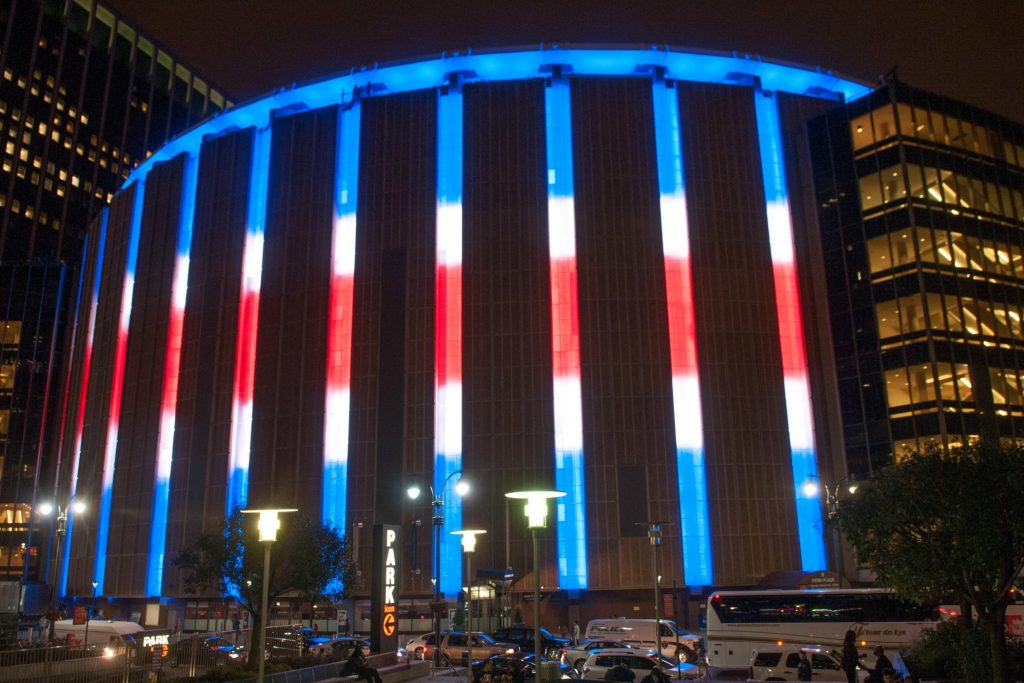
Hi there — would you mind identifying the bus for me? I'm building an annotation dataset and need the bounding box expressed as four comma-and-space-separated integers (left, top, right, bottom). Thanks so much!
704, 589, 942, 674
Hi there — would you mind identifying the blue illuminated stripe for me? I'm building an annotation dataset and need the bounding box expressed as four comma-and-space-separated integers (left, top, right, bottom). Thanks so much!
545, 75, 588, 590
145, 152, 200, 597
651, 77, 713, 586
754, 88, 827, 572
435, 83, 464, 597
322, 98, 362, 531
95, 179, 147, 594
124, 48, 868, 193
62, 211, 108, 596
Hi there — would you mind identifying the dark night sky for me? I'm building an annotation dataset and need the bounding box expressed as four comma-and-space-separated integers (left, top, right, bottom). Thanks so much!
102, 0, 1023, 124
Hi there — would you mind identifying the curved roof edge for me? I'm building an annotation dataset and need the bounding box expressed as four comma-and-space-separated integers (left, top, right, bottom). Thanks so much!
123, 44, 873, 188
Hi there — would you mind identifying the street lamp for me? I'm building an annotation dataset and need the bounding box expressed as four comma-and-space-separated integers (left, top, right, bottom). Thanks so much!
636, 522, 665, 669
803, 477, 858, 584
505, 490, 564, 669
241, 508, 297, 683
452, 529, 486, 683
407, 470, 469, 668
39, 498, 86, 638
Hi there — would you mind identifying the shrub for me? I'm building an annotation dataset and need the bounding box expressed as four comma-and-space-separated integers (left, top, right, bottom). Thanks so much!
905, 621, 1024, 682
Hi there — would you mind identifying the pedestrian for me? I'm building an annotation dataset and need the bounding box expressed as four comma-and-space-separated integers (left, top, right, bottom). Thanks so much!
864, 645, 894, 683
640, 666, 669, 683
604, 659, 635, 682
796, 651, 812, 681
343, 643, 382, 683
572, 621, 580, 646
840, 630, 860, 683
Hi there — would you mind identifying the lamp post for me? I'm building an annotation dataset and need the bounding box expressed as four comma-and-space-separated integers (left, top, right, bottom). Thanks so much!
636, 522, 664, 669
84, 580, 97, 647
803, 477, 858, 585
452, 529, 486, 683
241, 508, 297, 683
38, 498, 86, 639
505, 490, 564, 671
407, 471, 469, 668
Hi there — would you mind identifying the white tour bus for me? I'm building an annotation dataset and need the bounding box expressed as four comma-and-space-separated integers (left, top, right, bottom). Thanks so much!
704, 589, 942, 674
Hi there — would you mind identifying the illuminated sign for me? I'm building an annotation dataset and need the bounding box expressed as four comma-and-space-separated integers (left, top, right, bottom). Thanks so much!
143, 634, 170, 647
371, 524, 400, 653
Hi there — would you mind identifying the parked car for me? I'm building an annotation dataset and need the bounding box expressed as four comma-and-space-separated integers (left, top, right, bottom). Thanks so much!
745, 644, 910, 682
578, 648, 701, 681
309, 636, 371, 657
471, 653, 578, 680
584, 619, 702, 661
490, 625, 570, 658
168, 636, 243, 667
405, 631, 518, 664
560, 639, 635, 673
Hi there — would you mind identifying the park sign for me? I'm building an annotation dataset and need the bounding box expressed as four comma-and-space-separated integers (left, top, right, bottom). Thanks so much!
371, 524, 400, 653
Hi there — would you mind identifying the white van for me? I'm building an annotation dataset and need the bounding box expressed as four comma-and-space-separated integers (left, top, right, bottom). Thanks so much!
584, 618, 702, 661
53, 619, 145, 648
746, 643, 910, 681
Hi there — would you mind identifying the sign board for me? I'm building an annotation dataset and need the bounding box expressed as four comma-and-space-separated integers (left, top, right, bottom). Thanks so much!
337, 608, 348, 626
370, 524, 400, 653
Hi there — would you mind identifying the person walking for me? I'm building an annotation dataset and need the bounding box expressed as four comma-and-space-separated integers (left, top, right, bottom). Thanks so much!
572, 621, 580, 646
840, 630, 860, 683
343, 643, 382, 683
796, 651, 813, 681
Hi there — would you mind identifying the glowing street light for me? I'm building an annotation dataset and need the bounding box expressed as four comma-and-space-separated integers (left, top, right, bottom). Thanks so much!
505, 490, 564, 667
452, 529, 486, 683
241, 508, 296, 683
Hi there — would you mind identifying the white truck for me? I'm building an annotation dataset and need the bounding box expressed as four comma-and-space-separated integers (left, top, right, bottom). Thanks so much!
53, 619, 145, 648
584, 618, 702, 662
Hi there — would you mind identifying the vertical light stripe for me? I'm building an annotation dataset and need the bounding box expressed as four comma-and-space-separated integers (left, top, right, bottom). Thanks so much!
146, 152, 199, 596
754, 89, 827, 571
62, 214, 107, 595
651, 77, 713, 586
545, 74, 588, 589
323, 97, 361, 530
435, 83, 463, 597
95, 179, 146, 593
226, 126, 272, 515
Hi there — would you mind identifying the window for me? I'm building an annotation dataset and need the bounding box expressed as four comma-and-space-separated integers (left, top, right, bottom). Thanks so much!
0, 364, 14, 393
0, 410, 9, 437
990, 369, 1024, 405
752, 653, 782, 667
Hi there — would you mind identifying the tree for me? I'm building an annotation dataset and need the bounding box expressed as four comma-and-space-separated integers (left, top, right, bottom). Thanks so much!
174, 508, 361, 666
831, 441, 1024, 683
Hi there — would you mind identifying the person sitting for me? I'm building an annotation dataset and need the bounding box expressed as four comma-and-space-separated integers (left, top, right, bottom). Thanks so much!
342, 643, 382, 683
604, 659, 635, 682
864, 645, 894, 683
474, 658, 496, 683
640, 666, 669, 683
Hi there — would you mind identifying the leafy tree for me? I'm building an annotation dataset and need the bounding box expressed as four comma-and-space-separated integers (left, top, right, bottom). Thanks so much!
174, 508, 360, 666
831, 441, 1024, 683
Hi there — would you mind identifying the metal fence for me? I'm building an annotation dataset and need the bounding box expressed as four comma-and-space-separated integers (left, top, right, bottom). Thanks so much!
0, 626, 319, 683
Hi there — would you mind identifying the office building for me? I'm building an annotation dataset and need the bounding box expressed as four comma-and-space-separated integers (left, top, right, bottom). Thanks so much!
0, 0, 230, 587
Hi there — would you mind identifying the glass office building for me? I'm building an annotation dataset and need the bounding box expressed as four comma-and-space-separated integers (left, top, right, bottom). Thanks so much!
0, 0, 230, 588
809, 81, 1024, 477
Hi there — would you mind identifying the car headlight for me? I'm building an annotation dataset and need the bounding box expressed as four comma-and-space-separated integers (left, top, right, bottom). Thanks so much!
103, 647, 115, 658
505, 648, 515, 655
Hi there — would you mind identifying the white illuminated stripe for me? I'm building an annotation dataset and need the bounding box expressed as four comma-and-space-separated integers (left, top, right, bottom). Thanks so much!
435, 381, 463, 456
172, 255, 190, 308
784, 376, 815, 451
436, 203, 464, 266
547, 196, 577, 260
671, 375, 704, 450
333, 214, 357, 276
552, 376, 584, 453
242, 233, 264, 283
156, 413, 175, 480
659, 194, 689, 260
324, 388, 350, 464
233, 401, 253, 472
102, 425, 118, 490
766, 199, 795, 264
119, 276, 135, 328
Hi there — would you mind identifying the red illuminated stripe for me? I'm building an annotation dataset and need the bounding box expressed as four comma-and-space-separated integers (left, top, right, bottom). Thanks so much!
549, 257, 579, 379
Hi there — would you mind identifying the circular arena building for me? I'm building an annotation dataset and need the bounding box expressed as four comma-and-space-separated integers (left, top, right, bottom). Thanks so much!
55, 44, 874, 625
